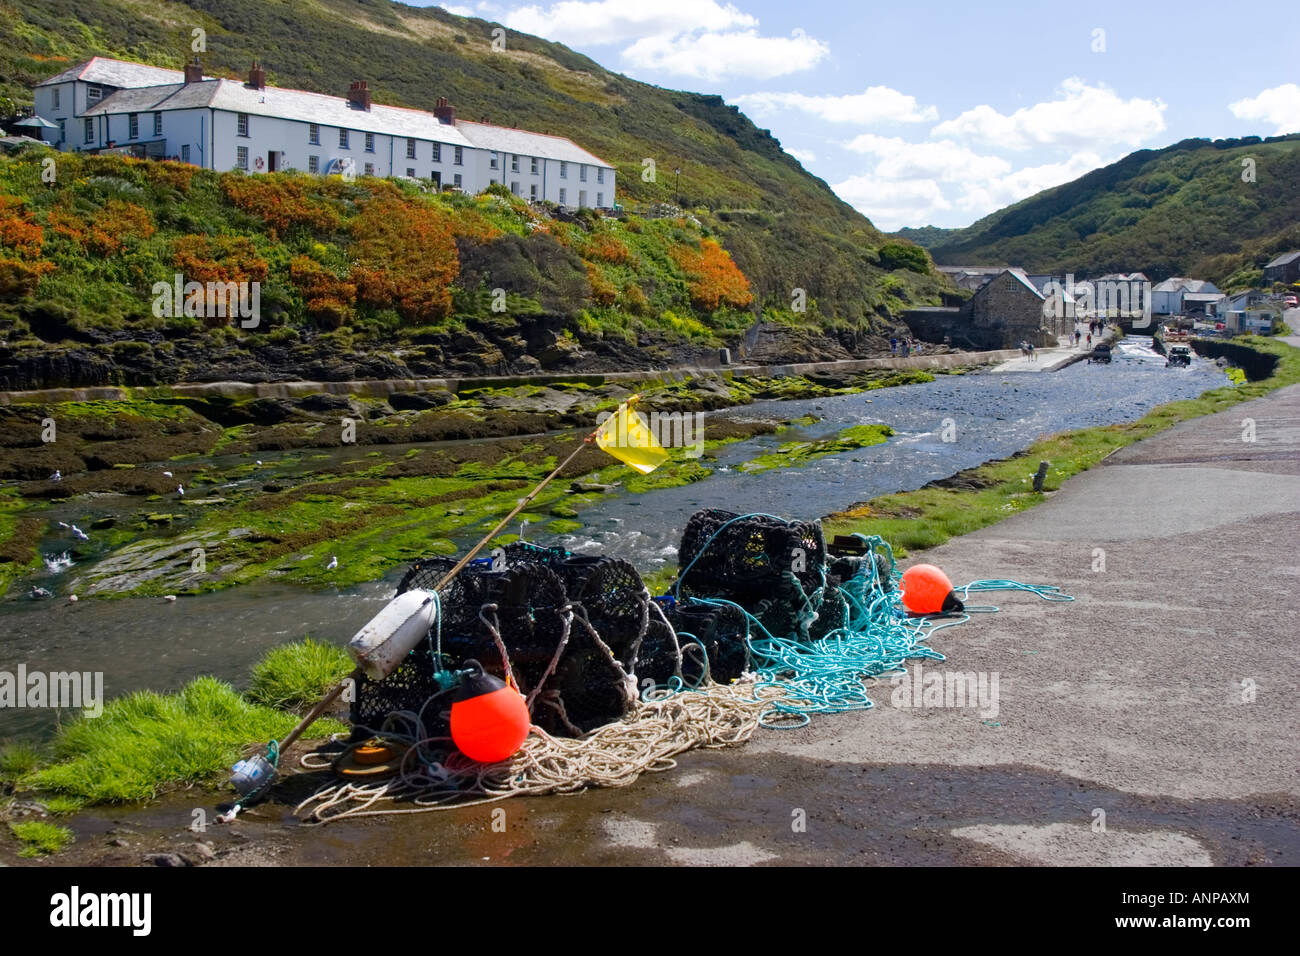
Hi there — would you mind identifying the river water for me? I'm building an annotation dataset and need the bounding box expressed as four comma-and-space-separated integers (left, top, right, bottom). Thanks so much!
0, 337, 1226, 740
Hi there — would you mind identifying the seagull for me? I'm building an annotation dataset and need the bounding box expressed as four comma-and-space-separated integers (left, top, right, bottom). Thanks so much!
163, 594, 177, 602
30, 586, 52, 599
49, 470, 61, 482
68, 594, 78, 603
177, 484, 185, 497
56, 521, 69, 529
163, 471, 173, 478
255, 460, 263, 466
70, 525, 89, 541
326, 555, 338, 571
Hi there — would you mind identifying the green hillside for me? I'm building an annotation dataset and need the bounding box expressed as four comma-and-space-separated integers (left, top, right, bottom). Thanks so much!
928, 135, 1300, 286
0, 0, 950, 381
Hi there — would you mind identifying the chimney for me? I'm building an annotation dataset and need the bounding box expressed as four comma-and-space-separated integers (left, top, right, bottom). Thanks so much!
434, 96, 456, 125
347, 80, 371, 111
183, 56, 203, 84
247, 61, 266, 91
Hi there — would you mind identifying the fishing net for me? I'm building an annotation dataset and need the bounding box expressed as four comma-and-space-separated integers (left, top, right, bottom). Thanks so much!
665, 600, 751, 683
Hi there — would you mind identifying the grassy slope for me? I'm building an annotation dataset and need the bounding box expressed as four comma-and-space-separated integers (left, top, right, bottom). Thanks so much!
927, 135, 1300, 287
0, 0, 947, 326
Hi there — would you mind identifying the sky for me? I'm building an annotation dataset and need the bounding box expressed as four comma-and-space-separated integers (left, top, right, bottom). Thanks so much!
410, 0, 1300, 231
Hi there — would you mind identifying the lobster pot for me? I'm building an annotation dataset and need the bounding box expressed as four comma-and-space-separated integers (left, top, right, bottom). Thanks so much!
666, 601, 751, 683
677, 509, 826, 604
557, 555, 649, 668
353, 549, 634, 740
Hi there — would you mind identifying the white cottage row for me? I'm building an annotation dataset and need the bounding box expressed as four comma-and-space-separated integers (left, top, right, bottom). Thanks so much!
32, 57, 617, 209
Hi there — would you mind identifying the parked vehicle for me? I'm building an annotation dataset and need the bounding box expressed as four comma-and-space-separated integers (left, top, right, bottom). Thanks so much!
1166, 345, 1192, 368
1088, 342, 1112, 364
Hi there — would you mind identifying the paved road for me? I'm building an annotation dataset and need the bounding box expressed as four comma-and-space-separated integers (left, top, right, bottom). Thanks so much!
55, 382, 1300, 867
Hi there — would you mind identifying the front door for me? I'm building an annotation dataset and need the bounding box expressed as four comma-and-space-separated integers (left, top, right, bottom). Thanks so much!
267, 151, 279, 172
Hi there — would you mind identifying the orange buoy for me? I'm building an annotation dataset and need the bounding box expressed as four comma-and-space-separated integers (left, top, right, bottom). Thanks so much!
450, 661, 531, 763
900, 564, 965, 615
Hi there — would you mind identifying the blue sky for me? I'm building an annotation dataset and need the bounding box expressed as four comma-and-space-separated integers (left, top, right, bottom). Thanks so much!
410, 0, 1300, 230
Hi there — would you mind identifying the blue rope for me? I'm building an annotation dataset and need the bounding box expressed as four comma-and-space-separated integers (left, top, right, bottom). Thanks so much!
660, 517, 1073, 729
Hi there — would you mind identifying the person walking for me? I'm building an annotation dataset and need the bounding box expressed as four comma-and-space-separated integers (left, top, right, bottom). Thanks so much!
890, 336, 898, 356
1027, 341, 1036, 362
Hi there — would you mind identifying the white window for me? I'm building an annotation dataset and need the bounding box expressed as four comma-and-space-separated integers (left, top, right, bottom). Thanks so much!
530, 184, 538, 200
308, 155, 319, 173
558, 187, 566, 205
153, 112, 162, 136
489, 151, 498, 169
597, 192, 603, 207
511, 155, 519, 172
339, 128, 349, 148
128, 113, 138, 139
579, 190, 587, 207
432, 143, 441, 162
560, 161, 567, 179
237, 113, 249, 137
236, 146, 249, 170
453, 174, 462, 188
308, 123, 320, 145
454, 146, 463, 165
364, 162, 375, 176
365, 132, 375, 153
53, 88, 60, 109
510, 181, 519, 195
87, 86, 101, 102
579, 164, 587, 182
530, 157, 539, 175
406, 167, 415, 178
407, 138, 417, 159
597, 167, 604, 184
181, 144, 190, 163
84, 118, 93, 144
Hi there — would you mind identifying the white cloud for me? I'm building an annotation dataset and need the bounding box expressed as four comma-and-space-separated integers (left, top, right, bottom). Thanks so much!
1229, 83, 1300, 135
832, 174, 952, 231
842, 134, 1010, 183
932, 78, 1165, 151
622, 29, 828, 81
504, 0, 754, 47
786, 147, 816, 164
732, 87, 937, 125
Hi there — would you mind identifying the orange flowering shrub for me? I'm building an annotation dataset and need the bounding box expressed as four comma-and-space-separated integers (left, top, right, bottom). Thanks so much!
670, 238, 753, 311
290, 255, 357, 329
222, 175, 341, 238
0, 259, 55, 297
586, 263, 617, 306
0, 195, 46, 259
621, 281, 650, 315
349, 196, 459, 322
581, 231, 631, 265
49, 200, 154, 256
142, 161, 197, 194
172, 235, 269, 284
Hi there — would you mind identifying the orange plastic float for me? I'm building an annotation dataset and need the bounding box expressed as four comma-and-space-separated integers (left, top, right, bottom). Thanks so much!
900, 563, 965, 615
450, 662, 531, 763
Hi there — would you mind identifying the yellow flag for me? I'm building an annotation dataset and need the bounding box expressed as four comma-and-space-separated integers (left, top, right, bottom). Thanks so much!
595, 399, 670, 474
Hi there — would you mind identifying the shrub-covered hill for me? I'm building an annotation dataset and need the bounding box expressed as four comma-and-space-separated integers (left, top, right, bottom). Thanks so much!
0, 0, 952, 388
927, 134, 1300, 285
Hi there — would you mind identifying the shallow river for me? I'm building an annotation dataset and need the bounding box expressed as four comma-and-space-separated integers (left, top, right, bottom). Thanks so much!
0, 337, 1226, 740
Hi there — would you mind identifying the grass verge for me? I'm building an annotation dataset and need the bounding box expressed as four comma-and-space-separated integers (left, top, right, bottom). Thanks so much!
247, 637, 353, 712
826, 335, 1299, 555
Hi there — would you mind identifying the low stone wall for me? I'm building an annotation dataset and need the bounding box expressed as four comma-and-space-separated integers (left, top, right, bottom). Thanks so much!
0, 348, 1022, 405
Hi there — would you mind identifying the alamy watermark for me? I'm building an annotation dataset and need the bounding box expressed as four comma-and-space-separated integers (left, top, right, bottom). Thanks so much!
1, 665, 104, 718
152, 273, 261, 328
596, 409, 705, 458
1042, 274, 1151, 328
889, 661, 999, 718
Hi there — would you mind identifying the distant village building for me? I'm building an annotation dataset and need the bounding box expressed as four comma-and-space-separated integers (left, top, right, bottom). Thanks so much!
30, 57, 616, 209
1151, 277, 1220, 316
1263, 251, 1300, 285
935, 265, 1006, 292
904, 269, 1065, 349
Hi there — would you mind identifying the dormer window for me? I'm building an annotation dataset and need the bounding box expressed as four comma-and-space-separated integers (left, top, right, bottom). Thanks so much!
87, 86, 102, 102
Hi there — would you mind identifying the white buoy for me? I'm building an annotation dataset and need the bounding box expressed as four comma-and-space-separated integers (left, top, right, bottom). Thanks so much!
348, 589, 438, 680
